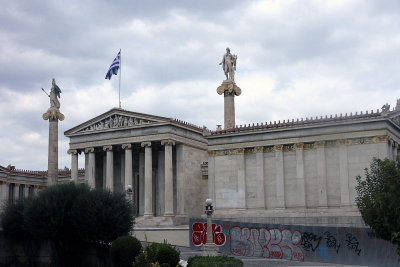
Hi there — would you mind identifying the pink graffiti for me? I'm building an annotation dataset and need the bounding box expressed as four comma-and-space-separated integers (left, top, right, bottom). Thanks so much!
192, 222, 226, 246
229, 226, 304, 261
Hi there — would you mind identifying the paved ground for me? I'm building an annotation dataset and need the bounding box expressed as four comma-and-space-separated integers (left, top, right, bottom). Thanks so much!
177, 246, 370, 267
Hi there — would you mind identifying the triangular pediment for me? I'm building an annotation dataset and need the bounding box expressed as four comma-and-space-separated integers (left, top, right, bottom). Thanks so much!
65, 108, 172, 136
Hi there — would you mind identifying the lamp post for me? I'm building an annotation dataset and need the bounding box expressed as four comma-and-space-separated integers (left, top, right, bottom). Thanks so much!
202, 198, 219, 256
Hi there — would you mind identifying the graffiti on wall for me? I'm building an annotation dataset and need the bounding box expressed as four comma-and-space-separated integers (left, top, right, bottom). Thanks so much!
190, 219, 399, 267
229, 227, 304, 261
192, 222, 226, 246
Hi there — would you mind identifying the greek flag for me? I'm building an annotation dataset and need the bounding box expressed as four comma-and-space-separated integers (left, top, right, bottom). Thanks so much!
105, 51, 121, 80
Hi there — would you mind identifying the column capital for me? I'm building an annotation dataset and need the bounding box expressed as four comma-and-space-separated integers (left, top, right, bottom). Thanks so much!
141, 141, 151, 148
253, 146, 263, 153
161, 139, 175, 146
314, 140, 326, 148
273, 144, 283, 152
103, 145, 113, 151
67, 149, 78, 155
85, 147, 95, 153
14, 183, 20, 187
294, 143, 304, 150
122, 143, 132, 150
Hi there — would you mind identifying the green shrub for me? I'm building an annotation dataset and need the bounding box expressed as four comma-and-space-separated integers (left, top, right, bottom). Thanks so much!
110, 236, 142, 267
135, 242, 180, 267
1, 200, 30, 241
187, 255, 243, 267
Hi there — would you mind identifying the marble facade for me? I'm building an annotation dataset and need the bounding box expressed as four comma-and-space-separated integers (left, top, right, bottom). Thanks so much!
205, 109, 400, 226
64, 108, 209, 225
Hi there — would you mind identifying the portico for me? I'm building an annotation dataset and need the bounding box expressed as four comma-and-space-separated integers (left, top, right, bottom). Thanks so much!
65, 108, 208, 225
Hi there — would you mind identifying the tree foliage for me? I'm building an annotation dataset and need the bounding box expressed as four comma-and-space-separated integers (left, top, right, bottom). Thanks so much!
355, 158, 400, 243
2, 182, 135, 266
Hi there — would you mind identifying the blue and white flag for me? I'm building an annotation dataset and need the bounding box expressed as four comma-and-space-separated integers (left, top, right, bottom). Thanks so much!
105, 51, 121, 80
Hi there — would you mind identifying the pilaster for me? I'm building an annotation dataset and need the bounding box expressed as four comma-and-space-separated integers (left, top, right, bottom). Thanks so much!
294, 143, 306, 207
274, 145, 285, 209
316, 141, 328, 208
338, 140, 350, 206
254, 146, 265, 209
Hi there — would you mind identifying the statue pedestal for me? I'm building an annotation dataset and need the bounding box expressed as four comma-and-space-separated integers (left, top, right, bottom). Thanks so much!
217, 80, 241, 130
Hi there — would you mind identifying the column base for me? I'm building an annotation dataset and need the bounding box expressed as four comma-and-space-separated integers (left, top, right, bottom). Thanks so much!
163, 212, 175, 217
202, 243, 219, 256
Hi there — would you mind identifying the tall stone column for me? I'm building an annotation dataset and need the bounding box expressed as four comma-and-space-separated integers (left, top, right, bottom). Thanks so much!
162, 139, 175, 217
139, 152, 145, 216
122, 144, 133, 191
24, 185, 29, 199
42, 79, 64, 186
14, 183, 20, 202
0, 182, 9, 202
104, 146, 114, 191
85, 148, 95, 188
141, 142, 153, 217
217, 81, 242, 129
68, 149, 79, 182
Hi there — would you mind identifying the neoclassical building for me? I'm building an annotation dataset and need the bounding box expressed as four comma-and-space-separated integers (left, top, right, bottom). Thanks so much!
205, 106, 400, 226
0, 165, 84, 203
64, 109, 208, 225
63, 102, 400, 227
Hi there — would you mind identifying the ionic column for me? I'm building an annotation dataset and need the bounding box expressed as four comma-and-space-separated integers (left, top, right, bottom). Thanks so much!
122, 144, 133, 191
34, 185, 41, 196
141, 142, 153, 217
162, 139, 175, 217
294, 143, 306, 207
316, 141, 328, 208
14, 183, 20, 201
68, 149, 79, 182
103, 146, 114, 191
274, 145, 285, 209
0, 181, 9, 202
24, 184, 29, 199
85, 148, 95, 188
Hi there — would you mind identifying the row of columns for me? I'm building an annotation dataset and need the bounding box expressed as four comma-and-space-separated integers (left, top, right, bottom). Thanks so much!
68, 140, 175, 217
0, 182, 39, 202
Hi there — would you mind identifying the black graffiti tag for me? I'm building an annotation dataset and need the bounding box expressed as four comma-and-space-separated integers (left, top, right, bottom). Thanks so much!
324, 231, 341, 254
301, 232, 322, 252
345, 233, 362, 256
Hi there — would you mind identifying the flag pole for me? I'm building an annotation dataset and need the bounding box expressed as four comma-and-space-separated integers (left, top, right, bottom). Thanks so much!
119, 49, 122, 108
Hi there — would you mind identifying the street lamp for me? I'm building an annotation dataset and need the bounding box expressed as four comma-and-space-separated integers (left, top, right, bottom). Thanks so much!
202, 198, 218, 256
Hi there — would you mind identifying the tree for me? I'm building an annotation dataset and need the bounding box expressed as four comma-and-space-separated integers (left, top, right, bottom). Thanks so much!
21, 182, 134, 266
355, 158, 400, 251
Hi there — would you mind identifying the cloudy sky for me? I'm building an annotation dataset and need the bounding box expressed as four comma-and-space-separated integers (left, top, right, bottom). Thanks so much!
1, 0, 400, 171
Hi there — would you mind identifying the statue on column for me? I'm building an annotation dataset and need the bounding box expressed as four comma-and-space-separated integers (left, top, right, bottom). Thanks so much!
43, 78, 64, 121
219, 47, 237, 81
50, 78, 62, 109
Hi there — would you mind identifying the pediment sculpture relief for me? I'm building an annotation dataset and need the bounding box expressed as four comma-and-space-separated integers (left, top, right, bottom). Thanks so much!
80, 114, 155, 133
